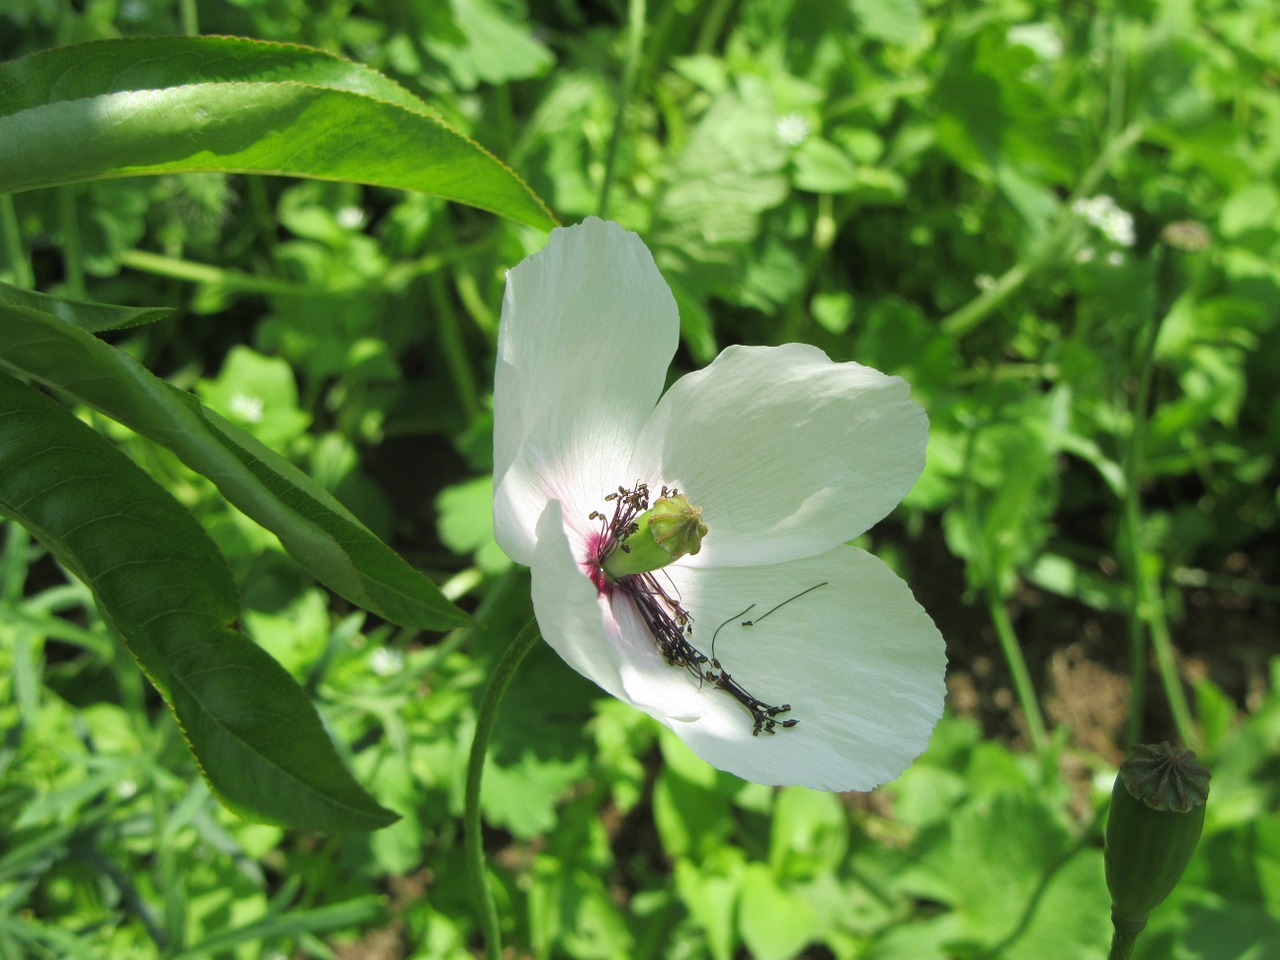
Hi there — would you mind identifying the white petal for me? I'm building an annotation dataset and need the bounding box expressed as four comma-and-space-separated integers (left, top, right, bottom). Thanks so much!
656, 546, 946, 791
530, 502, 945, 790
493, 218, 679, 565
529, 500, 626, 700
629, 344, 927, 567
529, 500, 708, 723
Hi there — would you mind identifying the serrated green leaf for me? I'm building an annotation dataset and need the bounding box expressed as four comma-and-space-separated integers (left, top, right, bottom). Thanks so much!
0, 302, 469, 631
0, 371, 395, 831
0, 36, 554, 231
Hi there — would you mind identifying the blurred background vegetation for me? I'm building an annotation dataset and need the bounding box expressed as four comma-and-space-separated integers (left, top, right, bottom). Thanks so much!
2, 0, 1278, 957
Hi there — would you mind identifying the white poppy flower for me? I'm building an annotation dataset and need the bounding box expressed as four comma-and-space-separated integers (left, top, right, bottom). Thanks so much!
492, 217, 946, 791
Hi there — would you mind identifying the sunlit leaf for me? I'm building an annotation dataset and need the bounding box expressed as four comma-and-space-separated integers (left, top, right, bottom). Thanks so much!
0, 36, 555, 230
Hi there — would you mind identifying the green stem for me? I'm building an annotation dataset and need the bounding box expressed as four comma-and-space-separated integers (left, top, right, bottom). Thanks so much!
56, 186, 85, 299
0, 194, 33, 288
987, 593, 1048, 751
961, 422, 1049, 753
940, 121, 1145, 338
940, 261, 1031, 339
826, 78, 931, 124
1106, 11, 1127, 146
465, 617, 543, 960
452, 268, 499, 337
693, 0, 736, 54
428, 272, 480, 421
1107, 916, 1145, 960
1120, 303, 1199, 751
179, 0, 199, 35
118, 249, 311, 296
599, 0, 646, 219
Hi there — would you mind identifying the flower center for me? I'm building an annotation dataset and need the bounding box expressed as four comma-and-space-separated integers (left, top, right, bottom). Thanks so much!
588, 483, 706, 581
586, 482, 796, 736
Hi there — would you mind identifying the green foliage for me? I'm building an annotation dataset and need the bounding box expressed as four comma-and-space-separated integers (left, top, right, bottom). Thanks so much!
2, 0, 1278, 956
0, 302, 467, 632
0, 36, 555, 230
0, 373, 395, 830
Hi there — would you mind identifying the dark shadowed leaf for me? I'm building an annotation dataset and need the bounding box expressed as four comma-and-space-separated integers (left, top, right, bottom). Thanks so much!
0, 302, 469, 631
0, 371, 396, 830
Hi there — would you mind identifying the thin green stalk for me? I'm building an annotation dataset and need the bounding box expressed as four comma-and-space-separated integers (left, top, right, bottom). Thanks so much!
179, 0, 198, 35
1106, 12, 1127, 147
940, 261, 1031, 339
56, 186, 85, 299
428, 272, 480, 421
940, 121, 1145, 338
0, 194, 33, 288
118, 249, 311, 297
986, 594, 1048, 752
465, 618, 543, 960
826, 78, 931, 123
961, 423, 1049, 753
452, 268, 499, 337
693, 0, 736, 54
599, 0, 646, 219
1120, 307, 1199, 750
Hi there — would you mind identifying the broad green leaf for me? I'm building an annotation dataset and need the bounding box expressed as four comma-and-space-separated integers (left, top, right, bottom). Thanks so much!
0, 36, 555, 231
674, 856, 744, 960
0, 303, 469, 631
0, 280, 170, 332
737, 863, 819, 960
0, 371, 395, 831
850, 0, 925, 46
793, 137, 860, 193
768, 787, 849, 879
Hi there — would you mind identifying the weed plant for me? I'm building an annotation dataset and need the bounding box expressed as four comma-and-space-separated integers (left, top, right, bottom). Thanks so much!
1, 1, 1278, 958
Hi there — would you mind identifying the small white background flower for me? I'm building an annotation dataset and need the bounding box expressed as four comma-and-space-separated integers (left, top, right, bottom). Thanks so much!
493, 217, 946, 791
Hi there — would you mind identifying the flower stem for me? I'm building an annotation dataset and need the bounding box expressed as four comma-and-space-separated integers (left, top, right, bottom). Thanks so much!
1120, 301, 1199, 751
1107, 917, 1145, 960
961, 422, 1049, 753
599, 0, 646, 219
179, 0, 198, 34
428, 270, 480, 421
465, 617, 542, 960
693, 0, 735, 53
0, 193, 33, 288
56, 186, 85, 299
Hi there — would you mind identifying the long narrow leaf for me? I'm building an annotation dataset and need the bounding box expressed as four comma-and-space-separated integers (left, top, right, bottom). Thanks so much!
0, 280, 170, 332
0, 372, 396, 830
0, 36, 555, 231
173, 896, 385, 958
0, 302, 468, 631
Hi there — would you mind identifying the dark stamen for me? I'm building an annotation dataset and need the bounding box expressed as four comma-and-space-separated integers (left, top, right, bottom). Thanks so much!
588, 483, 798, 736
741, 582, 829, 626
